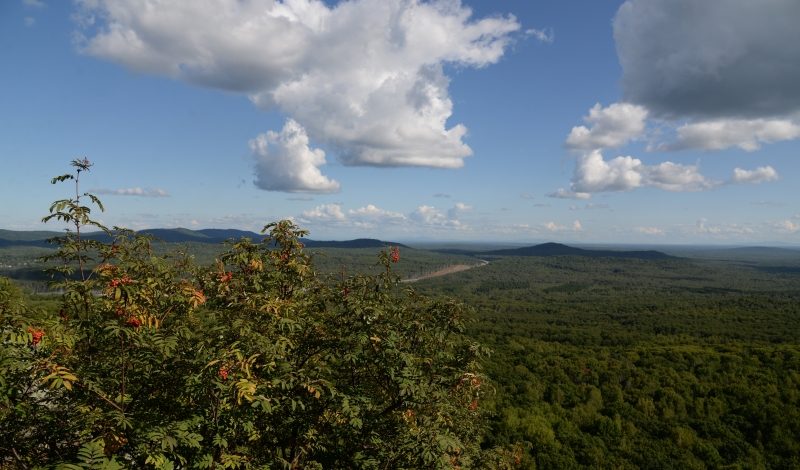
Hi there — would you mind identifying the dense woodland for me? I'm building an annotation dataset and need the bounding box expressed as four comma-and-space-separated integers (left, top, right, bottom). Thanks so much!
417, 255, 800, 468
4, 244, 799, 467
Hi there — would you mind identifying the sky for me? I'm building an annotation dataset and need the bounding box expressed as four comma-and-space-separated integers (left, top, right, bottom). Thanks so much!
2, 0, 799, 244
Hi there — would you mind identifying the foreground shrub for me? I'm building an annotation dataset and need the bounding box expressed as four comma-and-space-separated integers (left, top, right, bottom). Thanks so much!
0, 160, 506, 468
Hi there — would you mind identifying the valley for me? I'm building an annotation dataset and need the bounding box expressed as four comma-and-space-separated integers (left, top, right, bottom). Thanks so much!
2, 230, 799, 467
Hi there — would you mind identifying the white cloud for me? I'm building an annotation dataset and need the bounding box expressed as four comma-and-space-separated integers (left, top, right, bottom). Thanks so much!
543, 220, 582, 233
251, 119, 340, 193
92, 187, 170, 197
301, 203, 346, 222
776, 220, 799, 233
447, 202, 472, 219
571, 151, 641, 192
695, 218, 754, 236
635, 226, 664, 236
662, 119, 800, 151
23, 0, 45, 8
571, 150, 713, 194
565, 102, 648, 151
24, 16, 36, 27
410, 205, 461, 228
348, 204, 402, 219
525, 27, 554, 43
561, 3, 800, 201
298, 202, 467, 232
348, 204, 407, 228
570, 203, 610, 211
731, 166, 779, 184
645, 161, 713, 192
547, 188, 591, 200
78, 0, 520, 169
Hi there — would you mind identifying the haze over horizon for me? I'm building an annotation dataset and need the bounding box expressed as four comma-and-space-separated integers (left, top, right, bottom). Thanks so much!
2, 0, 799, 245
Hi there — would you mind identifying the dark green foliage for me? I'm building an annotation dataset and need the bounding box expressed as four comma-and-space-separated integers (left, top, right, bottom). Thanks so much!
482, 242, 674, 260
418, 256, 800, 468
0, 162, 507, 468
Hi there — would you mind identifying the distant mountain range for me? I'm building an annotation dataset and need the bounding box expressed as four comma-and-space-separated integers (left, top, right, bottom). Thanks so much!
0, 228, 407, 250
6, 228, 797, 261
483, 242, 675, 259
435, 242, 675, 260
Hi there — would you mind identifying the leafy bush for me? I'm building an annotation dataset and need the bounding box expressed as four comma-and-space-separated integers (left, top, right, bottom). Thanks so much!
0, 160, 512, 468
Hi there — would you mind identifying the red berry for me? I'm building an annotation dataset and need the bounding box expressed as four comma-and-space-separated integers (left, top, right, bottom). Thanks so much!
390, 247, 400, 263
27, 327, 44, 345
218, 367, 229, 380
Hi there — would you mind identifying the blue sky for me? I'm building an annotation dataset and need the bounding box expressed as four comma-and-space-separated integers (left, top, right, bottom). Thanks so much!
2, 0, 799, 244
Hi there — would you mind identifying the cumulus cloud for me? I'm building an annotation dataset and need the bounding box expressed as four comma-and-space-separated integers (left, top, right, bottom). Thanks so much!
565, 102, 648, 151
635, 226, 664, 236
23, 0, 45, 8
410, 205, 462, 229
645, 161, 714, 192
547, 188, 591, 200
731, 166, 779, 184
614, 0, 800, 119
447, 202, 472, 219
661, 119, 800, 151
301, 203, 346, 222
776, 220, 799, 233
349, 204, 402, 219
348, 204, 407, 228
609, 2, 800, 153
251, 119, 340, 193
571, 150, 713, 194
299, 202, 466, 231
695, 218, 754, 236
543, 220, 582, 233
92, 187, 170, 197
573, 152, 641, 192
77, 0, 520, 170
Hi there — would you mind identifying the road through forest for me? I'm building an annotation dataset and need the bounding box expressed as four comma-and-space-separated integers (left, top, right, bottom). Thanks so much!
402, 259, 489, 283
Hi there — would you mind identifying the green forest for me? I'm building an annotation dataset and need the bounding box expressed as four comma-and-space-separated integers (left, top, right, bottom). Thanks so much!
417, 256, 800, 469
1, 161, 799, 468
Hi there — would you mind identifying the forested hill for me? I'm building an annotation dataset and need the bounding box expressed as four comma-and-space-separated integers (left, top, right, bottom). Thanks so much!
0, 228, 406, 249
435, 242, 675, 260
